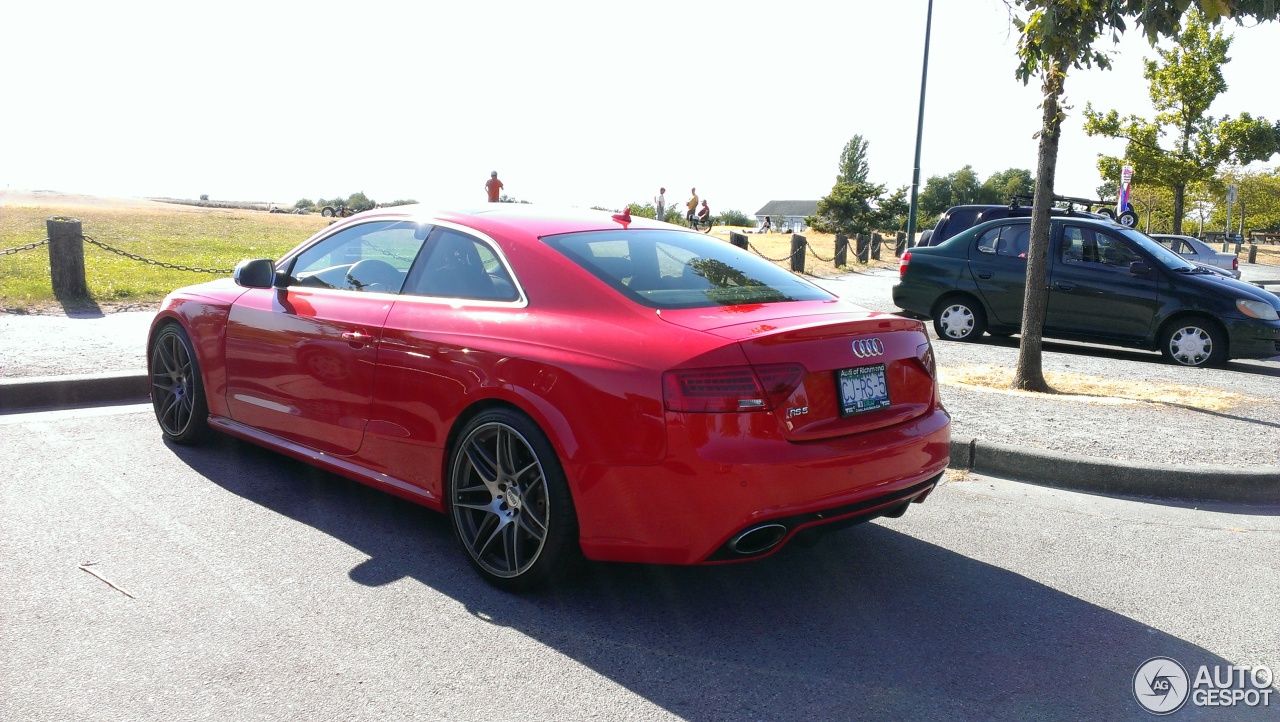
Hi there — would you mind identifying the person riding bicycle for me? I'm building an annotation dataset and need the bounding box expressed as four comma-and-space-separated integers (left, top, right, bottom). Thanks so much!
696, 200, 710, 226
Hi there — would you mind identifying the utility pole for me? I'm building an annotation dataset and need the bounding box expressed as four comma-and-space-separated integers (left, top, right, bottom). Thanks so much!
904, 0, 934, 249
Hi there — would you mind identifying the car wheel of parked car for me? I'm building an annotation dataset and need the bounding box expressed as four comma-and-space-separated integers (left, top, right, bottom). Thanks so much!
932, 296, 987, 342
448, 408, 582, 590
149, 323, 209, 444
1161, 317, 1226, 368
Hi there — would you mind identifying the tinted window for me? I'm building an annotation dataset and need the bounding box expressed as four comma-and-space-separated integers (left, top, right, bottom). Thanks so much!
1062, 226, 1140, 268
976, 224, 1030, 258
544, 229, 834, 309
404, 228, 519, 301
289, 221, 427, 293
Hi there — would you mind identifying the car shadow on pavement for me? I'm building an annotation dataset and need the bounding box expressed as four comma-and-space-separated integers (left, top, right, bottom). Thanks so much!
169, 435, 1267, 721
975, 334, 1280, 378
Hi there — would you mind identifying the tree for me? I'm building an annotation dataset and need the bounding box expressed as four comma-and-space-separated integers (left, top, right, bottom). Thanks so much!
1211, 167, 1280, 233
879, 186, 911, 231
917, 166, 1034, 227
838, 135, 872, 184
294, 198, 314, 210
1007, 0, 1280, 392
981, 167, 1036, 203
719, 209, 752, 227
807, 134, 888, 236
1083, 10, 1280, 234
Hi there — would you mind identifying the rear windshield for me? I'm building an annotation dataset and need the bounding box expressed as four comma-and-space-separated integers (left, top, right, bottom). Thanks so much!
543, 229, 835, 309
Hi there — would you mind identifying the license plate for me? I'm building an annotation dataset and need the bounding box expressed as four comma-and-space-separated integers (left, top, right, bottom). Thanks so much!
836, 364, 890, 416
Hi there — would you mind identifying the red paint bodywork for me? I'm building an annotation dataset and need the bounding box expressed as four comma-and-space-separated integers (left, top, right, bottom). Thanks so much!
150, 205, 951, 565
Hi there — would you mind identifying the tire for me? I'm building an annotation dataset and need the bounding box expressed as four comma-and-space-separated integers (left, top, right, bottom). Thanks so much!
1161, 317, 1226, 368
149, 323, 209, 444
1097, 208, 1116, 220
700, 219, 712, 234
447, 408, 582, 591
321, 206, 336, 218
1118, 210, 1139, 227
932, 296, 987, 342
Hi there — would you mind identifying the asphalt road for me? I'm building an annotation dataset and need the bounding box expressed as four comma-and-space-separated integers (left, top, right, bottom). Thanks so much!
3, 405, 1277, 721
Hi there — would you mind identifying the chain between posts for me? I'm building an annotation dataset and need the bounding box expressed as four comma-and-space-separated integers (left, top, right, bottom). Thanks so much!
806, 243, 835, 263
1, 239, 50, 256
747, 240, 803, 263
82, 235, 234, 275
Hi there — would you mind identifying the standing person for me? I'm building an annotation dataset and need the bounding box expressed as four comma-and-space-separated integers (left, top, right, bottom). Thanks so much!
654, 187, 666, 222
685, 187, 699, 224
485, 171, 504, 203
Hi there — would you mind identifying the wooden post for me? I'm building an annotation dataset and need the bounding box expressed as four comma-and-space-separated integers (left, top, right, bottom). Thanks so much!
895, 232, 906, 257
834, 234, 848, 267
790, 234, 806, 273
855, 233, 869, 264
47, 216, 88, 299
1248, 244, 1258, 264
729, 231, 748, 250
871, 233, 882, 261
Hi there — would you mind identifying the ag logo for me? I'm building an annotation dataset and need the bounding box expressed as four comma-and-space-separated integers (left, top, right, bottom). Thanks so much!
1134, 657, 1190, 715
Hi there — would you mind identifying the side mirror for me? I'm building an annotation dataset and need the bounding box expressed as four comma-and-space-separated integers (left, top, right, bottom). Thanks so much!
1129, 260, 1151, 275
234, 258, 276, 288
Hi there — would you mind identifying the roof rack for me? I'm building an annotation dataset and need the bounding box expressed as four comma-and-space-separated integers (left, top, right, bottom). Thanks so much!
1008, 193, 1115, 214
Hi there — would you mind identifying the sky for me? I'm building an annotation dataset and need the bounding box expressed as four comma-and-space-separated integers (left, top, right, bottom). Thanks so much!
3, 0, 1279, 217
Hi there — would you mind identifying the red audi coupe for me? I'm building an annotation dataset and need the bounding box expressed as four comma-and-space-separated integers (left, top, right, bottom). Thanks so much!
148, 205, 950, 590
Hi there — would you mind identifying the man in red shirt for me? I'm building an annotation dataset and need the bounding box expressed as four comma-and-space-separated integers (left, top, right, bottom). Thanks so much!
485, 171, 504, 202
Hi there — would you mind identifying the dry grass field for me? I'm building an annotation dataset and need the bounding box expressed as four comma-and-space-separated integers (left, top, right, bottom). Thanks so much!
3, 191, 1272, 312
0, 192, 898, 311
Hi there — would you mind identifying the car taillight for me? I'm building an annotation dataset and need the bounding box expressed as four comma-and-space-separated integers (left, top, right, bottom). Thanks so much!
915, 341, 936, 378
663, 363, 805, 413
1233, 257, 1239, 271
899, 251, 912, 277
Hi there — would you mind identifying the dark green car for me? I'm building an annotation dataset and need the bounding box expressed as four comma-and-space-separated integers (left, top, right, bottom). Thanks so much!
891, 216, 1280, 367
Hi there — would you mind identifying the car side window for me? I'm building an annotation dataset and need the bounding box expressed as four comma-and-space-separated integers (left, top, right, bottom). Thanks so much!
403, 228, 519, 302
976, 228, 1000, 254
1061, 226, 1137, 269
996, 225, 1030, 258
288, 221, 428, 293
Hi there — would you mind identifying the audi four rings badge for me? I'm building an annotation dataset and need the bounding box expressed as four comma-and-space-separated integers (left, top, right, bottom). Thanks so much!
852, 338, 885, 358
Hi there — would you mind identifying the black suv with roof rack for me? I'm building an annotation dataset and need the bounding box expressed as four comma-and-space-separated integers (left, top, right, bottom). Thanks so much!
917, 194, 1133, 247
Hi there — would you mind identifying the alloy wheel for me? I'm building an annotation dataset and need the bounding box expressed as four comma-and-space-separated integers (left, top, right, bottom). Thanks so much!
151, 329, 196, 437
451, 422, 551, 580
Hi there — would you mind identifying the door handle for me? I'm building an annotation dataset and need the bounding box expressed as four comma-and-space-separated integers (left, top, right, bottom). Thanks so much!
976, 271, 993, 279
1053, 282, 1075, 291
341, 330, 374, 347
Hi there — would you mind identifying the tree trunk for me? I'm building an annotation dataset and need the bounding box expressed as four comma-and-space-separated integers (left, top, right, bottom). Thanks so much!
1013, 64, 1065, 393
1171, 183, 1185, 235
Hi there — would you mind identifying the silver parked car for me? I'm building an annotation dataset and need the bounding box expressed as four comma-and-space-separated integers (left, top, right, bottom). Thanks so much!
1150, 234, 1241, 278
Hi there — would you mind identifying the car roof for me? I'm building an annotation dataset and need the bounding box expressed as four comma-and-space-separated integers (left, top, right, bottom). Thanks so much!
358, 203, 672, 238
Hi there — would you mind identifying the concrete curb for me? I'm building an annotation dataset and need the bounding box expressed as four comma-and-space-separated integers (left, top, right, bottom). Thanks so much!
0, 371, 149, 412
950, 437, 1280, 504
2, 373, 1276, 504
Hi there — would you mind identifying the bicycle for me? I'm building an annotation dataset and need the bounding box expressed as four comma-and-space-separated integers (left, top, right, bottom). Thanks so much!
687, 212, 713, 234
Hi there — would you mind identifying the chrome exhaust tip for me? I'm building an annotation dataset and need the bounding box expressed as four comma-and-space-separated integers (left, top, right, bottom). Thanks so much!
728, 523, 788, 555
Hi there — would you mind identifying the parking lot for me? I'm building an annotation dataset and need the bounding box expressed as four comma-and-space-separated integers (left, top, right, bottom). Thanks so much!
2, 405, 1277, 721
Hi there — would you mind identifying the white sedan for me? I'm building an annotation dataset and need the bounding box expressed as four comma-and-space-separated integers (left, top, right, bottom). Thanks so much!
1150, 234, 1241, 278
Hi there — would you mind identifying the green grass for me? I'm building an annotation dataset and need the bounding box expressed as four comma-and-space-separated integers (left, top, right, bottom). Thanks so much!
0, 205, 330, 308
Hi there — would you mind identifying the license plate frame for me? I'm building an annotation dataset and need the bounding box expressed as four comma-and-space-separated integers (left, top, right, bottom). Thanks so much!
836, 363, 890, 417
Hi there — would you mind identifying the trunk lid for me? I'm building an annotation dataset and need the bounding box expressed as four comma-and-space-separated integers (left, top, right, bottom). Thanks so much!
660, 302, 938, 440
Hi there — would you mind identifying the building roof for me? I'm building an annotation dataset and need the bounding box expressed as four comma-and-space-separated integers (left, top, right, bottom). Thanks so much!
754, 200, 819, 217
